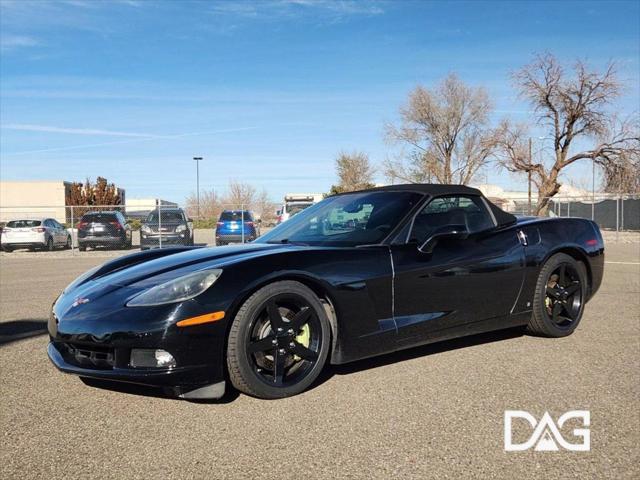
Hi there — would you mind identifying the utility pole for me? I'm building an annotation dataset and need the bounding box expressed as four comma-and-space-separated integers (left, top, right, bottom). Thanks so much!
592, 157, 595, 220
193, 157, 203, 220
528, 137, 533, 216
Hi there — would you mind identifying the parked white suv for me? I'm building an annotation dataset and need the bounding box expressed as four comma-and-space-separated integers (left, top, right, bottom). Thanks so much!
1, 218, 71, 252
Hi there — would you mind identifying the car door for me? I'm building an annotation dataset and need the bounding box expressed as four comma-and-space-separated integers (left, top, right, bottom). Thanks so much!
390, 195, 525, 348
117, 212, 131, 241
44, 219, 58, 245
53, 219, 66, 244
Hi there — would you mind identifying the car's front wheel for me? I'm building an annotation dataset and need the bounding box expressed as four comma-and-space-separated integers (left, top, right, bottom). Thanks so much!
527, 253, 587, 337
227, 281, 331, 399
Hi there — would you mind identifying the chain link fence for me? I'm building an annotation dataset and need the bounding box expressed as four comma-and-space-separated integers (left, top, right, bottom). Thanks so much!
1, 194, 638, 255
496, 194, 640, 231
0, 202, 270, 254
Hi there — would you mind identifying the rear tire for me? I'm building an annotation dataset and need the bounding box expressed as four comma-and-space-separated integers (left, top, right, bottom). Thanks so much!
65, 236, 72, 249
527, 253, 587, 337
3, 246, 12, 253
79, 245, 87, 252
46, 237, 54, 251
227, 280, 331, 399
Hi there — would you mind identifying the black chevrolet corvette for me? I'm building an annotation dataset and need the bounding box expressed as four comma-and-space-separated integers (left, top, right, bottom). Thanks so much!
48, 184, 604, 399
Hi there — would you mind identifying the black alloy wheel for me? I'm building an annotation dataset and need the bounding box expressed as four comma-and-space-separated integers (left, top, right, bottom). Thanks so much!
46, 237, 54, 251
527, 253, 587, 337
227, 281, 330, 399
544, 263, 583, 327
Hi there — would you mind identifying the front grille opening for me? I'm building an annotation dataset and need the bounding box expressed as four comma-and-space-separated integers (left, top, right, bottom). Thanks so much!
63, 343, 115, 369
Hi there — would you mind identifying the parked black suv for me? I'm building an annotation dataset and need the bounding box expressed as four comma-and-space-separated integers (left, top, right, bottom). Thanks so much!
77, 211, 132, 250
140, 208, 193, 250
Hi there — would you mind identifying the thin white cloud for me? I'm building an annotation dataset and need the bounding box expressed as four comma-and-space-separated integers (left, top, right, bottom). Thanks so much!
2, 126, 259, 156
209, 0, 384, 19
0, 34, 40, 52
2, 124, 159, 138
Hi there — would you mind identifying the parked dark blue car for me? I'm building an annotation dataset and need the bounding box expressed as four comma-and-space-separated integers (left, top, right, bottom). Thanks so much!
215, 210, 259, 245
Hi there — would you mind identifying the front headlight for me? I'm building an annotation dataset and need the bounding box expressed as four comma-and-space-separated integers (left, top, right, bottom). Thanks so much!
175, 225, 187, 233
126, 269, 222, 307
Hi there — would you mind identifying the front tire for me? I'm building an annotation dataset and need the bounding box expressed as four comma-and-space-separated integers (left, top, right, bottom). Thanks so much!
527, 253, 587, 337
227, 281, 331, 399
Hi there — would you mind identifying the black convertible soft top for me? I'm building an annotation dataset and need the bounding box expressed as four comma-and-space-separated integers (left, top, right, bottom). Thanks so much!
358, 183, 517, 227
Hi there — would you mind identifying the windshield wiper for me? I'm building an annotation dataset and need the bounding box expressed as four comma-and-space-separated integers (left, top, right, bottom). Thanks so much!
267, 238, 309, 246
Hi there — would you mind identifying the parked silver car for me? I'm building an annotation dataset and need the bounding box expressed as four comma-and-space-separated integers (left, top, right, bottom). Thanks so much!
1, 218, 71, 252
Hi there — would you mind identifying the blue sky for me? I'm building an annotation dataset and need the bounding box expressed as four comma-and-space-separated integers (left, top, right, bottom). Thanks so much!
1, 0, 638, 203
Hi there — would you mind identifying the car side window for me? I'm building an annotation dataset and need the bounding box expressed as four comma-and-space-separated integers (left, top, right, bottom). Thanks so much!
44, 219, 53, 228
410, 196, 494, 244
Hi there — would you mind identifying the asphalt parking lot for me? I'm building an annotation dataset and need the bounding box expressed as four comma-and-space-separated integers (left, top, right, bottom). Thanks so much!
1, 242, 638, 479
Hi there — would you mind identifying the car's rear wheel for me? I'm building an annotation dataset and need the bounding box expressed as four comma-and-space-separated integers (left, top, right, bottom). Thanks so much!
3, 246, 12, 252
46, 237, 54, 251
227, 280, 331, 399
527, 253, 587, 337
65, 236, 72, 249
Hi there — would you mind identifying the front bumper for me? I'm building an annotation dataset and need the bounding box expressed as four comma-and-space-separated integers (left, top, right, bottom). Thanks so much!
140, 233, 190, 248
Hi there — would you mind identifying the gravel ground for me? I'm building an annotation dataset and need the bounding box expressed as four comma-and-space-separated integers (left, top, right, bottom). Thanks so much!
0, 243, 638, 479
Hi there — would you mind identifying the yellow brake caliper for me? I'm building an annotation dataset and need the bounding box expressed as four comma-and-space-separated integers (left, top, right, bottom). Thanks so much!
293, 324, 310, 360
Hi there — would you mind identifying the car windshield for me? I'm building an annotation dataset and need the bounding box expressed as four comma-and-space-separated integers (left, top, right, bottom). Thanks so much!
257, 191, 423, 246
220, 211, 252, 221
287, 203, 312, 216
146, 211, 183, 223
6, 220, 41, 228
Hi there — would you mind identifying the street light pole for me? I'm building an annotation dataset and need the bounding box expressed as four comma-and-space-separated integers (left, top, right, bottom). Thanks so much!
193, 157, 203, 220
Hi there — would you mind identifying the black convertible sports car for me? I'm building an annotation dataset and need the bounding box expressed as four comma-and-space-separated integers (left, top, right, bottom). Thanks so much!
48, 184, 604, 399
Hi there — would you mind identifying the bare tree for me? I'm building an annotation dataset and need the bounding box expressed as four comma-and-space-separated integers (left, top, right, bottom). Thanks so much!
599, 149, 640, 194
384, 73, 497, 185
223, 180, 257, 207
253, 188, 277, 224
185, 189, 222, 224
329, 151, 376, 194
496, 54, 640, 214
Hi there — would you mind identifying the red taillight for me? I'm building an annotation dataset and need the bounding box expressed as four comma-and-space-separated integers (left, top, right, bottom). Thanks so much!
32, 227, 46, 233
246, 221, 254, 226
216, 222, 223, 227
586, 239, 598, 246
110, 221, 122, 230
77, 221, 88, 229
276, 215, 282, 223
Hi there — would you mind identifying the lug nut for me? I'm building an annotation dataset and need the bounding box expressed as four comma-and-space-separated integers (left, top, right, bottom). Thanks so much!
289, 342, 295, 348
272, 339, 278, 345
279, 348, 286, 354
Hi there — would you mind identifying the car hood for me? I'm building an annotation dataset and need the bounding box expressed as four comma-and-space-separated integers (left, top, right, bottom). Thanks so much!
87, 243, 292, 288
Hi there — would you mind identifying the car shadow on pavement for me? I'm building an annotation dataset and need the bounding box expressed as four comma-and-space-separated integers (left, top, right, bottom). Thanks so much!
318, 326, 527, 386
80, 377, 241, 404
0, 320, 48, 347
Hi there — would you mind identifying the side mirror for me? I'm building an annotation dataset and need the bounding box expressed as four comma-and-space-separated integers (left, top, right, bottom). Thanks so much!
418, 224, 469, 254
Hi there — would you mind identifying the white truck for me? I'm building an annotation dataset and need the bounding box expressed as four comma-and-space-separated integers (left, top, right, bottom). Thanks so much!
276, 193, 324, 224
